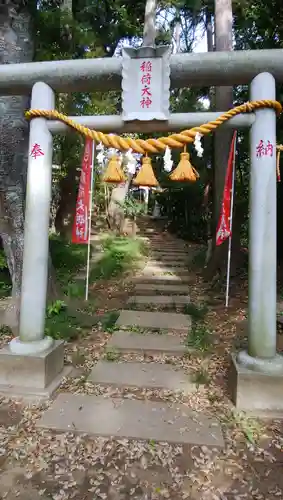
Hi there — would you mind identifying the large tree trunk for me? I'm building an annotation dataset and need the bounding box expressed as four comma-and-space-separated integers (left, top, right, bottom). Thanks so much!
107, 178, 132, 233
206, 0, 234, 277
0, 3, 34, 329
204, 7, 214, 266
54, 164, 78, 238
107, 0, 158, 230
0, 2, 58, 329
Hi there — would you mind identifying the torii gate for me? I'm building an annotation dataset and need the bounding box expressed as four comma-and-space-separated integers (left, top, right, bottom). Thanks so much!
0, 48, 282, 412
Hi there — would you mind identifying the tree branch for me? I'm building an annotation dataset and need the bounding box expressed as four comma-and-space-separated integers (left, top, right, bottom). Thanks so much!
142, 0, 157, 46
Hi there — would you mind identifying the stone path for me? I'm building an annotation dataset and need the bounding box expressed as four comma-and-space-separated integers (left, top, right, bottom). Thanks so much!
37, 222, 224, 448
127, 295, 190, 306
38, 393, 223, 446
116, 309, 191, 331
108, 330, 187, 356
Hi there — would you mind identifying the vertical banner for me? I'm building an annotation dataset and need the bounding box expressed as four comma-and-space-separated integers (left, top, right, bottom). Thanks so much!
216, 131, 237, 246
72, 138, 94, 244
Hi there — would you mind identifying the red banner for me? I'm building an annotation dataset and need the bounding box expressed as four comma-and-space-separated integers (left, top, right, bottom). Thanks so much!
216, 132, 237, 246
72, 139, 93, 244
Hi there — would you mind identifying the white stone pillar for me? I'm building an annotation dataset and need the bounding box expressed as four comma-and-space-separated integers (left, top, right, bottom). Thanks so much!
237, 72, 283, 373
10, 82, 54, 354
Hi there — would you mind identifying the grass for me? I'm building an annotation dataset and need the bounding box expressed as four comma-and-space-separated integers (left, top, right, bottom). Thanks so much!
189, 247, 207, 270
50, 234, 88, 281
49, 234, 89, 299
89, 235, 148, 282
0, 249, 12, 298
183, 302, 208, 320
50, 233, 147, 299
100, 310, 120, 333
0, 324, 12, 335
227, 411, 263, 445
192, 367, 211, 387
186, 322, 212, 352
45, 300, 99, 341
104, 347, 120, 361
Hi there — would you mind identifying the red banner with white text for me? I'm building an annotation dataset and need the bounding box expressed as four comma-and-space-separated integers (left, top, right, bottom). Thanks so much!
216, 132, 237, 246
72, 139, 93, 244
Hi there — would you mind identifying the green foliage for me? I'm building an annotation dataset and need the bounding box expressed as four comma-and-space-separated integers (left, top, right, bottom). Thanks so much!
186, 322, 212, 352
0, 325, 12, 336
0, 250, 11, 298
100, 310, 120, 333
192, 367, 211, 386
117, 195, 146, 220
45, 309, 83, 341
50, 235, 88, 283
66, 281, 86, 299
183, 302, 208, 320
104, 347, 120, 361
45, 304, 98, 341
156, 182, 208, 243
90, 236, 148, 282
0, 250, 8, 271
47, 300, 67, 317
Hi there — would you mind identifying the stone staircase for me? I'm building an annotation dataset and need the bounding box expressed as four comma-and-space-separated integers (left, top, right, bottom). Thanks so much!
37, 223, 224, 448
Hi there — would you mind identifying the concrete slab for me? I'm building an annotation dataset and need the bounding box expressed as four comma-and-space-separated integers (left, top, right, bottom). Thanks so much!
148, 260, 188, 267
151, 246, 187, 250
150, 248, 188, 254
135, 283, 190, 295
108, 331, 187, 356
89, 360, 195, 392
229, 354, 283, 415
150, 253, 188, 261
134, 274, 191, 284
37, 393, 224, 446
142, 266, 189, 276
116, 310, 191, 331
127, 295, 190, 306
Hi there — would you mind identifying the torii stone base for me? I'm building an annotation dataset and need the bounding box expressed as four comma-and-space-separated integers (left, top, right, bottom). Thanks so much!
0, 340, 71, 402
229, 354, 283, 416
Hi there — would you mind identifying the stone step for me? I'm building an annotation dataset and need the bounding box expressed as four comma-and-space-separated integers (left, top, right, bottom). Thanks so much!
142, 265, 189, 276
150, 247, 187, 252
148, 260, 188, 267
127, 295, 190, 306
134, 274, 192, 284
150, 251, 188, 258
116, 310, 191, 332
150, 241, 187, 247
88, 360, 195, 392
37, 393, 224, 447
135, 283, 190, 295
108, 330, 187, 356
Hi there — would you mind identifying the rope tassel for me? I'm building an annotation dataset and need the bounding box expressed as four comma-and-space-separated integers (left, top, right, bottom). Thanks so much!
170, 150, 199, 182
133, 156, 159, 187
102, 155, 127, 184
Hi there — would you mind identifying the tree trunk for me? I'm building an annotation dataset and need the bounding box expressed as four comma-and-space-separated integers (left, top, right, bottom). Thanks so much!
0, 4, 33, 329
142, 0, 157, 46
214, 0, 233, 224
0, 3, 59, 329
107, 178, 132, 233
206, 0, 234, 277
54, 160, 78, 238
204, 7, 215, 266
54, 0, 77, 239
107, 0, 157, 227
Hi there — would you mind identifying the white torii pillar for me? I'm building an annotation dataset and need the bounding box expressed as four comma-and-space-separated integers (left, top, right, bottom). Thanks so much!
0, 82, 68, 399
